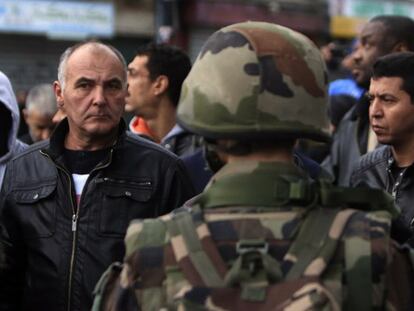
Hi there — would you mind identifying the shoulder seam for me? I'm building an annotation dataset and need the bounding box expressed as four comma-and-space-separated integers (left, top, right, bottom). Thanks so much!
11, 140, 49, 161
124, 132, 179, 159
353, 146, 389, 174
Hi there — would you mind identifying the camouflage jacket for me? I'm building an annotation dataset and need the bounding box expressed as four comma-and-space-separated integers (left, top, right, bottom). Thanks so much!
93, 161, 414, 311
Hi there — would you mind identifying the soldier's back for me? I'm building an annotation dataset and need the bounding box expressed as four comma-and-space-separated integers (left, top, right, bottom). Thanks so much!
93, 163, 414, 310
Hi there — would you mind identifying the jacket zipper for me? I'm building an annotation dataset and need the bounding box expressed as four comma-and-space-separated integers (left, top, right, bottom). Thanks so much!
41, 149, 114, 311
386, 158, 408, 199
392, 169, 407, 199
40, 151, 78, 311
94, 177, 151, 187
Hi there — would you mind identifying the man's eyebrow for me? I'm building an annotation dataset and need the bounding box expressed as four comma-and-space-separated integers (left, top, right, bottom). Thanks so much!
360, 32, 373, 43
75, 77, 94, 84
370, 91, 398, 99
105, 77, 123, 84
379, 93, 397, 98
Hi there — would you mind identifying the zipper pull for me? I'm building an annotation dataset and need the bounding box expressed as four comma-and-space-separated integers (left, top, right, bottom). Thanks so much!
72, 214, 77, 232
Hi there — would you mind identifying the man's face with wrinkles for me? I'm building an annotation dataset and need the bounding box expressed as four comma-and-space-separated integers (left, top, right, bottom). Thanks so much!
54, 44, 127, 142
369, 76, 414, 148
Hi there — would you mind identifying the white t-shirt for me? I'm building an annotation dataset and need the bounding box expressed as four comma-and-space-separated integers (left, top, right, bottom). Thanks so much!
72, 174, 89, 206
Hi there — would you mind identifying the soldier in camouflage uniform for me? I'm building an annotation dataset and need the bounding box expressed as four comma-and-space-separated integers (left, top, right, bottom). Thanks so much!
92, 22, 414, 310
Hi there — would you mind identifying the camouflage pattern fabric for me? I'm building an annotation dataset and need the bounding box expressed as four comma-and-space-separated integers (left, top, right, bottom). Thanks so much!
92, 161, 414, 311
177, 21, 330, 142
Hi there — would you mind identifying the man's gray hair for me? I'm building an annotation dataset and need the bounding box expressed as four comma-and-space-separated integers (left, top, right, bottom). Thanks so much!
57, 40, 128, 90
26, 84, 58, 116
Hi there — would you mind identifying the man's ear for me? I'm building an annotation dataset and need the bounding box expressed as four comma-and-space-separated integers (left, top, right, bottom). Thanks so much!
22, 108, 29, 122
53, 81, 65, 109
392, 42, 409, 52
153, 75, 169, 96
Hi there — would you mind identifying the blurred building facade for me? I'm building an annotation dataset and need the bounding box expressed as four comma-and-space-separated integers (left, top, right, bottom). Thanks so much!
181, 0, 329, 60
0, 0, 153, 93
1, 0, 414, 93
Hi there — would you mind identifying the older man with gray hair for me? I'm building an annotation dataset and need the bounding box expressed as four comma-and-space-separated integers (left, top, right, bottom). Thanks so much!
19, 83, 57, 144
0, 40, 194, 311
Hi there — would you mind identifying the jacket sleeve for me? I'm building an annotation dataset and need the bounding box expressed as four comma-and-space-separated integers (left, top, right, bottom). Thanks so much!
385, 243, 414, 310
321, 133, 340, 185
321, 110, 359, 187
0, 164, 25, 310
349, 159, 365, 188
158, 158, 196, 216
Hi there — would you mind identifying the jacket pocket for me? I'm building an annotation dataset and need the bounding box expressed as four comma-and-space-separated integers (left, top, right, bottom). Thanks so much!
98, 178, 153, 237
12, 183, 57, 239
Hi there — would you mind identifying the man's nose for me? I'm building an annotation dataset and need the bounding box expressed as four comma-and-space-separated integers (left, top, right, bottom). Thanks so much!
352, 48, 362, 64
92, 86, 106, 105
369, 99, 383, 118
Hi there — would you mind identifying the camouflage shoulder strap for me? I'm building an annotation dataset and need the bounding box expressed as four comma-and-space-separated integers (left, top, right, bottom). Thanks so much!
315, 181, 397, 311
166, 207, 226, 287
343, 222, 372, 311
285, 207, 357, 280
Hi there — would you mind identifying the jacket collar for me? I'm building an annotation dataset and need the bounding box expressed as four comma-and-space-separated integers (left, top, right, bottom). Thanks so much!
198, 161, 313, 209
351, 92, 369, 121
385, 146, 414, 173
43, 118, 126, 161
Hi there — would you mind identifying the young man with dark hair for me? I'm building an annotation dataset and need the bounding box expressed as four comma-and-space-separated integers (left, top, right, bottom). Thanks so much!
322, 15, 414, 186
126, 43, 200, 156
351, 52, 414, 245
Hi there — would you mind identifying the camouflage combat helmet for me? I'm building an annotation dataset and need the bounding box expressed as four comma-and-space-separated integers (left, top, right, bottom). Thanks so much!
177, 21, 330, 142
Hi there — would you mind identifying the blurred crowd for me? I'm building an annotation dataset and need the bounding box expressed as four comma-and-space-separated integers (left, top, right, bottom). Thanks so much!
1, 14, 414, 311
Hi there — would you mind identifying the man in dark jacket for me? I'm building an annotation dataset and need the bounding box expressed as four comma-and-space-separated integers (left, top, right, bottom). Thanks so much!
351, 52, 414, 245
0, 41, 194, 311
322, 15, 414, 186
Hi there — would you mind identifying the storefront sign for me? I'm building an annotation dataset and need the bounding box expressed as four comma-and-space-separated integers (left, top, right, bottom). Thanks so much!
0, 0, 114, 38
329, 0, 414, 37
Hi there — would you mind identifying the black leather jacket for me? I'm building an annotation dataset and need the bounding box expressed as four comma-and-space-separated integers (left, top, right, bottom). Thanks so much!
351, 145, 414, 245
0, 120, 195, 311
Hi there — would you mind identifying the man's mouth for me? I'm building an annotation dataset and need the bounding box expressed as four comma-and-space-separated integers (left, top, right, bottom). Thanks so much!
88, 114, 109, 119
352, 68, 361, 78
371, 124, 386, 134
